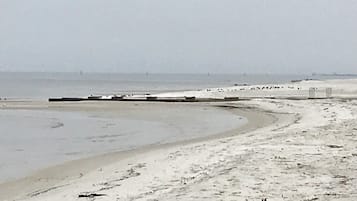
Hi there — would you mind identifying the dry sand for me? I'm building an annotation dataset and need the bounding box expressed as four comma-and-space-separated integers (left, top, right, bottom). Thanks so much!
1, 79, 357, 201
155, 78, 357, 99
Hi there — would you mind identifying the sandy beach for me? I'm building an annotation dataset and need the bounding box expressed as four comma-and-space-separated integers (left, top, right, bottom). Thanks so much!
2, 0, 357, 199
1, 79, 357, 201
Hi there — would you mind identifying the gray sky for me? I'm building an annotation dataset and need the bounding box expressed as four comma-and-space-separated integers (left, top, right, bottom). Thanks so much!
0, 0, 356, 74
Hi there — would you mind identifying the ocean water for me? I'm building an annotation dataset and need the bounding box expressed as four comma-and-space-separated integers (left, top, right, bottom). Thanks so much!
0, 72, 322, 100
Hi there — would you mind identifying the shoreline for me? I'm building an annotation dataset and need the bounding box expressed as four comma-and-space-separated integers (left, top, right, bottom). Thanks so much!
0, 101, 283, 201
0, 101, 247, 183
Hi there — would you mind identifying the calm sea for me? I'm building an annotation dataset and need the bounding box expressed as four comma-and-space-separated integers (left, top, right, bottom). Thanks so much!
0, 72, 338, 100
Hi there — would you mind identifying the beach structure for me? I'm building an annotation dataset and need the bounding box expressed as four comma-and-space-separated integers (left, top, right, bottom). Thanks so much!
326, 87, 332, 98
309, 87, 317, 99
308, 87, 333, 99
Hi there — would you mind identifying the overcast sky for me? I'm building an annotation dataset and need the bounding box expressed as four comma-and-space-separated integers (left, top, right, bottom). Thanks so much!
0, 0, 356, 74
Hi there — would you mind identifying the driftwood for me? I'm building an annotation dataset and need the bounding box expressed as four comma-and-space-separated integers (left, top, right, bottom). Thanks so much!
78, 193, 107, 198
326, 144, 343, 148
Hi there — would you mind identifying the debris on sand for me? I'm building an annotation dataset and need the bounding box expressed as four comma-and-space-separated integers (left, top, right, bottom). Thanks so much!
78, 193, 106, 198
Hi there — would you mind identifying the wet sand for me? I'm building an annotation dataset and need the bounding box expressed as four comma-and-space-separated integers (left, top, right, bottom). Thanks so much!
0, 101, 250, 183
0, 101, 274, 200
